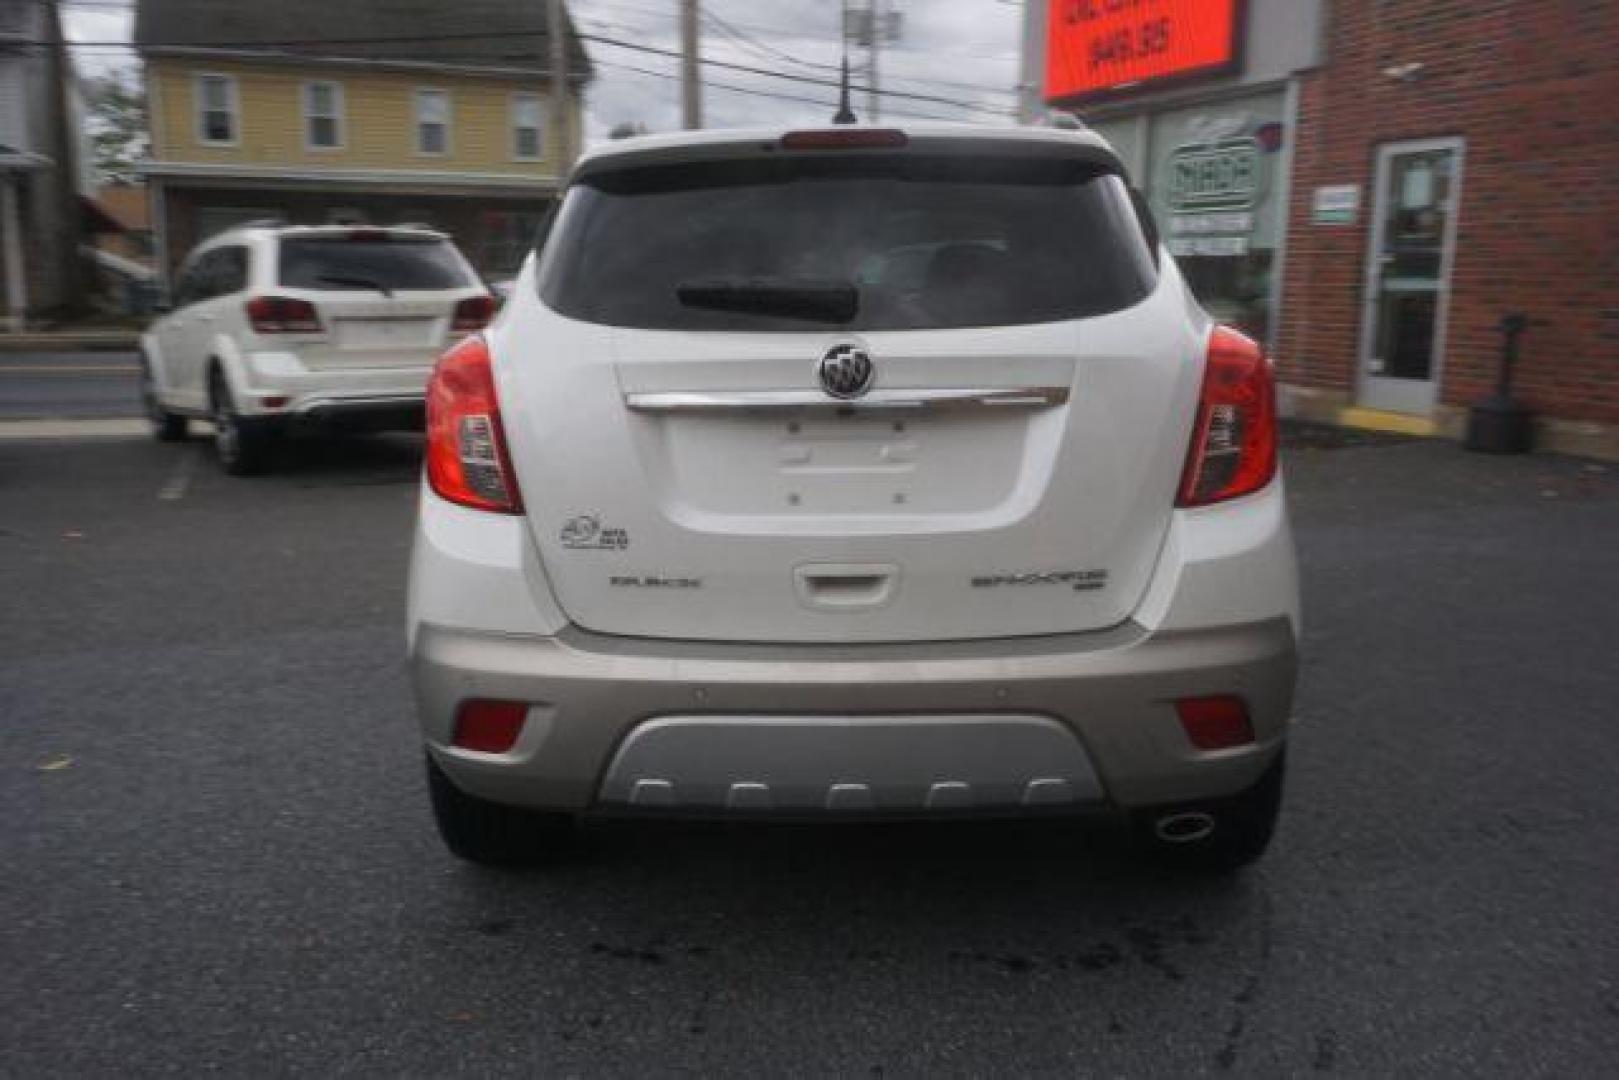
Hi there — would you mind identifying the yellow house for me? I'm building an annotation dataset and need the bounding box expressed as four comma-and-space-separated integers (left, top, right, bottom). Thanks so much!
135, 0, 592, 279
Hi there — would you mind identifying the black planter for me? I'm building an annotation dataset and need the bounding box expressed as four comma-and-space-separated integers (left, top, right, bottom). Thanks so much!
1465, 395, 1534, 454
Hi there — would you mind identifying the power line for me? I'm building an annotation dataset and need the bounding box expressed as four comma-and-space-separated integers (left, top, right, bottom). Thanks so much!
589, 55, 956, 123
54, 1, 1014, 109
36, 25, 1014, 116
590, 31, 1014, 116
589, 10, 1012, 104
590, 0, 1018, 66
701, 9, 836, 74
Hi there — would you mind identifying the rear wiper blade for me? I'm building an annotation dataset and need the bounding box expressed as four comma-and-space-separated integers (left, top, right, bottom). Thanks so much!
317, 273, 394, 298
675, 279, 857, 323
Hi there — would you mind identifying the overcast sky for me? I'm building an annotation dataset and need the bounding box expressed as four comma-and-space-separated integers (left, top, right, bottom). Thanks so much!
63, 0, 1024, 142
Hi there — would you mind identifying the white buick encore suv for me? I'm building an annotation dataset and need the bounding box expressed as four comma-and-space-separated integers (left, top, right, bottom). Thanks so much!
407, 124, 1301, 872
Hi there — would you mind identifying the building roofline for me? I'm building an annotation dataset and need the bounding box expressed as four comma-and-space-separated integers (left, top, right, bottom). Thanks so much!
139, 45, 591, 84
139, 160, 560, 195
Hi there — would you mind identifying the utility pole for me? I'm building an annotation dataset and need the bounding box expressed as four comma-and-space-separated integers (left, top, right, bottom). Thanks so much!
43, 0, 84, 315
680, 0, 702, 130
868, 0, 881, 123
1017, 0, 1045, 124
845, 2, 900, 124
548, 0, 570, 171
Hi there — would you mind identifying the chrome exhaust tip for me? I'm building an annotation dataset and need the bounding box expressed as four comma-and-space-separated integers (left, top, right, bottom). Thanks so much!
1154, 811, 1217, 844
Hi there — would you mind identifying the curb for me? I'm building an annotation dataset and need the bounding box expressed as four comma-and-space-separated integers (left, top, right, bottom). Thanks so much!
0, 333, 141, 353
0, 417, 148, 440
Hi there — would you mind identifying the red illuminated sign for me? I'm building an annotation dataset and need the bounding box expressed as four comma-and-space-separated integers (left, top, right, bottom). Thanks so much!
1045, 0, 1242, 105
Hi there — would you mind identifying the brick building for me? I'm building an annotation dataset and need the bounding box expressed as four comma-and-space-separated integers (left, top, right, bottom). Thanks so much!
1277, 1, 1618, 459
1034, 0, 1618, 459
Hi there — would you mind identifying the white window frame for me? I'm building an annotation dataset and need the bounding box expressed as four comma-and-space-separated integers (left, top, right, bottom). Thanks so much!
414, 88, 451, 157
510, 92, 544, 162
194, 73, 240, 148
303, 80, 345, 152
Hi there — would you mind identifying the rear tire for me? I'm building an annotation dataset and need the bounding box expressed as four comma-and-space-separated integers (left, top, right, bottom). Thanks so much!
1131, 750, 1285, 874
209, 369, 273, 476
140, 357, 187, 442
426, 755, 578, 867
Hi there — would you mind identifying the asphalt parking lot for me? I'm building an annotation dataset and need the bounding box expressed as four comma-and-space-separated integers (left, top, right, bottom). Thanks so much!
3, 411, 1617, 1074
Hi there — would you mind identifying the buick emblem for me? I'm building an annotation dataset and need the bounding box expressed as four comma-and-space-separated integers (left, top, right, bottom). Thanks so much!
818, 344, 875, 400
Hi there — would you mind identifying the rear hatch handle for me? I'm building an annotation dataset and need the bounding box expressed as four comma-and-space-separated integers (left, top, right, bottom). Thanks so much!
624, 385, 1070, 414
794, 564, 899, 612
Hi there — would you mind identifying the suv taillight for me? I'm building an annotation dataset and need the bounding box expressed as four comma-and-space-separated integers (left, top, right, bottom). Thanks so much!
425, 335, 523, 513
452, 295, 497, 332
246, 296, 322, 334
1177, 326, 1278, 508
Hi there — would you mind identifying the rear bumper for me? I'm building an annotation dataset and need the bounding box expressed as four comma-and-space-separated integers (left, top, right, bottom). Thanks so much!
291, 393, 424, 431
233, 349, 432, 427
413, 615, 1297, 816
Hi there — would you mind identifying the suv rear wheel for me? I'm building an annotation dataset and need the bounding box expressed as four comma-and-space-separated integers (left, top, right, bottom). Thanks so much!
1131, 751, 1285, 874
426, 756, 578, 866
209, 369, 273, 475
140, 356, 187, 442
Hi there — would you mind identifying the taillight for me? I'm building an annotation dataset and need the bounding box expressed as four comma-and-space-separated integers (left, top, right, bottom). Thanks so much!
780, 128, 909, 150
452, 295, 497, 332
245, 296, 322, 334
1175, 695, 1255, 751
425, 334, 523, 513
451, 699, 528, 753
1177, 326, 1278, 507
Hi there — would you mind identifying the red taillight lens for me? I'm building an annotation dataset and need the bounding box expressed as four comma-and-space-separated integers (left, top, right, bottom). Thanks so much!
1177, 326, 1278, 507
452, 699, 528, 753
1175, 695, 1255, 751
245, 296, 322, 334
426, 334, 523, 513
452, 295, 497, 332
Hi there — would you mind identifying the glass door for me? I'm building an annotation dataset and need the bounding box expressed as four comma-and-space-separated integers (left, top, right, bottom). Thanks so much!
1358, 139, 1463, 414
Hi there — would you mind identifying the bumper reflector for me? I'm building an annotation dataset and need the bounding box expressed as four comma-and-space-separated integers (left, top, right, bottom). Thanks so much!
452, 699, 528, 753
1175, 695, 1255, 751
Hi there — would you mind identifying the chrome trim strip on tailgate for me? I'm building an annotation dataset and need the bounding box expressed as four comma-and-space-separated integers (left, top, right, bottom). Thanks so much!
623, 386, 1070, 414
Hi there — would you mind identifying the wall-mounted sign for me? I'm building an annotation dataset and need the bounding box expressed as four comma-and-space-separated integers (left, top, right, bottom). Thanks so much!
1312, 184, 1360, 225
1044, 0, 1242, 105
1160, 125, 1271, 260
1167, 136, 1260, 212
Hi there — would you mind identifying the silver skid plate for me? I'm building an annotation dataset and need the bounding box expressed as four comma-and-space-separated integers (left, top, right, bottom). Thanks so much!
597, 714, 1104, 814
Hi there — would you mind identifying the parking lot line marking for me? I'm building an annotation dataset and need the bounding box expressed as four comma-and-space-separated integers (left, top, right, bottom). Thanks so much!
158, 446, 199, 502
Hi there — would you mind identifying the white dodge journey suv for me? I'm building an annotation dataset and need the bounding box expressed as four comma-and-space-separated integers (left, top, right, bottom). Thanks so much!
141, 223, 493, 474
407, 125, 1301, 872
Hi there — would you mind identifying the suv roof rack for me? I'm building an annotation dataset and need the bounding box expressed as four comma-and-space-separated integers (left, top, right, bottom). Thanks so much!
233, 217, 290, 231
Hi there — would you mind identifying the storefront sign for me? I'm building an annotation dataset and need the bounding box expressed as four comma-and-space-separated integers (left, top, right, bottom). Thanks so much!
1045, 0, 1242, 105
1159, 129, 1269, 261
1167, 137, 1260, 211
1312, 184, 1360, 225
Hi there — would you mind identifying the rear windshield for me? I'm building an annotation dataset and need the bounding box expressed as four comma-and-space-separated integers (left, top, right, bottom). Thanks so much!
278, 235, 473, 292
539, 154, 1157, 331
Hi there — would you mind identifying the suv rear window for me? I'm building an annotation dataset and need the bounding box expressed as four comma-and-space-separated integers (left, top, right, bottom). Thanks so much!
540, 154, 1157, 331
278, 235, 473, 292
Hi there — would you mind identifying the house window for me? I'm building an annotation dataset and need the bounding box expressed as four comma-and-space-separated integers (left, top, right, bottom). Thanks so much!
512, 94, 543, 161
304, 82, 344, 150
415, 89, 449, 156
196, 74, 238, 145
